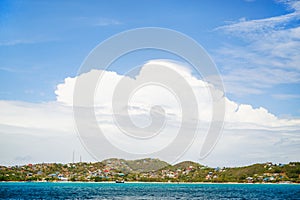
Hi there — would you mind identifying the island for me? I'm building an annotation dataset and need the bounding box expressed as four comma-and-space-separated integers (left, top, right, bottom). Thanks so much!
1, 158, 299, 183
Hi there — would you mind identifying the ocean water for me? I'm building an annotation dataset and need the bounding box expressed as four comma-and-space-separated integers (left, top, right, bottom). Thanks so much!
0, 182, 299, 199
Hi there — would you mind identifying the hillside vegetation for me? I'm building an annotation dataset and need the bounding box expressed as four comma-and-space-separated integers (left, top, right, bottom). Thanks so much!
0, 159, 299, 183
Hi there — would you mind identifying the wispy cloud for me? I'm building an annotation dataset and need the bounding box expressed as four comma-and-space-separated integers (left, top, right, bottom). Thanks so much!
216, 12, 299, 38
0, 66, 28, 73
216, 0, 300, 38
272, 93, 300, 100
215, 0, 300, 96
74, 17, 122, 27
93, 18, 121, 26
0, 39, 37, 46
0, 38, 59, 47
0, 67, 20, 73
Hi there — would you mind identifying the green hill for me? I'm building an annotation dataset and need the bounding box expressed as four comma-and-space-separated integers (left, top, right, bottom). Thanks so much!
172, 161, 203, 170
102, 158, 169, 173
0, 159, 299, 183
126, 158, 170, 172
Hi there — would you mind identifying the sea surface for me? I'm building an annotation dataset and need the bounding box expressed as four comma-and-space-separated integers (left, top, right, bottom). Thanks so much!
0, 182, 299, 199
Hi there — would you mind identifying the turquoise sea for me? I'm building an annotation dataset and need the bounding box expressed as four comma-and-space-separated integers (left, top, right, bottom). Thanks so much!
0, 182, 299, 199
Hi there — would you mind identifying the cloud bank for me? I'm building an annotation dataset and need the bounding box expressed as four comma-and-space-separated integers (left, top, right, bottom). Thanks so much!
0, 60, 299, 167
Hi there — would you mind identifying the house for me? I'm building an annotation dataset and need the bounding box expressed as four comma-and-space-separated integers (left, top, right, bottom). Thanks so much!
58, 175, 68, 181
246, 177, 253, 183
48, 173, 57, 178
205, 175, 212, 180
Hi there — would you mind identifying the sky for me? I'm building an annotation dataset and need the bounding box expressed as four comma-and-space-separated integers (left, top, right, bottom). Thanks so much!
0, 0, 300, 167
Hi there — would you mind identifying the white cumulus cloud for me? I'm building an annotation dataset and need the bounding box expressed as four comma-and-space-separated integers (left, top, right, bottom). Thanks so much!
0, 59, 299, 166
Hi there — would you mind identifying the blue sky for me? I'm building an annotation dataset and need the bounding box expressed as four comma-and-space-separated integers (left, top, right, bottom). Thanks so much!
1, 0, 299, 117
0, 0, 300, 166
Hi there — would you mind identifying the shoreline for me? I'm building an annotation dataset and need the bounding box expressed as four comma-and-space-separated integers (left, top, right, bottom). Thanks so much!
1, 181, 299, 185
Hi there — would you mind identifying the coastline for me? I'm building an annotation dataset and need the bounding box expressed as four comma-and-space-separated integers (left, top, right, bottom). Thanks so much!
1, 181, 299, 185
